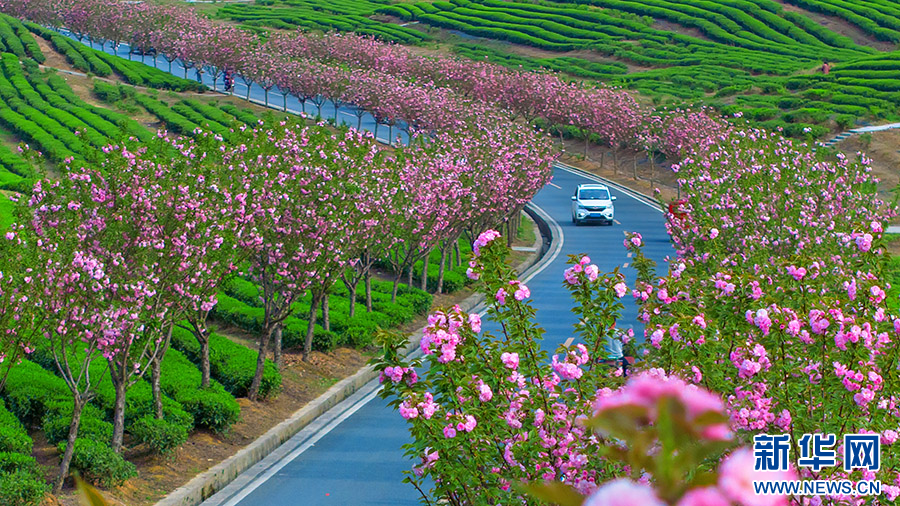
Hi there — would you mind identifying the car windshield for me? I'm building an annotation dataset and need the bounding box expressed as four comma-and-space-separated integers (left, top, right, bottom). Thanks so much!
578, 189, 609, 200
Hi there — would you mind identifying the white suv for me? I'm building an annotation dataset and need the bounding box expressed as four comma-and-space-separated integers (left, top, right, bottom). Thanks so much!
571, 184, 616, 226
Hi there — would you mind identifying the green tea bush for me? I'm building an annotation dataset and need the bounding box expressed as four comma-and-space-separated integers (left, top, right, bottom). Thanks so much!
171, 327, 281, 399
61, 438, 136, 488
130, 416, 188, 456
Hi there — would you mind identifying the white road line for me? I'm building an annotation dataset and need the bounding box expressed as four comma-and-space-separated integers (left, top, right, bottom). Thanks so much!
218, 384, 384, 506
614, 219, 621, 225
627, 252, 633, 258
548, 182, 562, 189
623, 262, 629, 268
563, 337, 574, 347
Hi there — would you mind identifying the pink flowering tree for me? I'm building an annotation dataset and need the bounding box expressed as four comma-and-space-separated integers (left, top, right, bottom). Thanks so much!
532, 371, 795, 506
633, 129, 900, 497
20, 168, 155, 488
376, 231, 796, 505
0, 217, 40, 393
375, 231, 632, 502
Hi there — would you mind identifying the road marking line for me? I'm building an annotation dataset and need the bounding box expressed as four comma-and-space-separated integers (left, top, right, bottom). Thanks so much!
563, 337, 574, 347
623, 262, 629, 268
627, 252, 632, 258
218, 384, 384, 506
614, 219, 621, 225
548, 182, 561, 189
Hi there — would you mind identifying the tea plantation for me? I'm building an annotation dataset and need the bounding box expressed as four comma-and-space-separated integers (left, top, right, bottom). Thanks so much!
215, 0, 900, 135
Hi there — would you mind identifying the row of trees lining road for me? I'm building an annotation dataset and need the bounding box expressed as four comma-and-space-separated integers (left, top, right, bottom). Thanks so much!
0, 117, 554, 491
0, 0, 733, 163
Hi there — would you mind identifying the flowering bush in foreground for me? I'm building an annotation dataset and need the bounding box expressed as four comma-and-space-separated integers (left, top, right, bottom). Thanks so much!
635, 131, 900, 500
376, 231, 794, 505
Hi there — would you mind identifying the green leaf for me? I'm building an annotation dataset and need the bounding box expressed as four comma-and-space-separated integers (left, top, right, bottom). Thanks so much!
520, 481, 586, 506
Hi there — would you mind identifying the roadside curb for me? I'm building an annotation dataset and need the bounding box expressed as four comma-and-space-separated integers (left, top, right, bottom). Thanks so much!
155, 206, 549, 506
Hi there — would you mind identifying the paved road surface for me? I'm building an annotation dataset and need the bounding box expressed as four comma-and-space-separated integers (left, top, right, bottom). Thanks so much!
198, 165, 672, 506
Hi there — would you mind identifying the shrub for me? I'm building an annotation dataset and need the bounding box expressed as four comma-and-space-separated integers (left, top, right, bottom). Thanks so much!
3, 360, 70, 425
171, 327, 281, 399
130, 416, 188, 456
157, 347, 240, 433
835, 114, 856, 129
0, 400, 30, 455
41, 403, 112, 445
0, 469, 48, 506
0, 452, 47, 506
93, 80, 120, 103
62, 438, 137, 488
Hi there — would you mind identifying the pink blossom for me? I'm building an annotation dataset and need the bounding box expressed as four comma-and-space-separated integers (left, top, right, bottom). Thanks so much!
613, 282, 627, 298
709, 228, 719, 239
514, 284, 530, 301
583, 479, 664, 506
501, 352, 519, 369
676, 487, 730, 506
855, 233, 873, 252
443, 425, 456, 438
473, 229, 502, 255
585, 264, 599, 281
495, 288, 507, 305
468, 313, 481, 333
719, 448, 795, 506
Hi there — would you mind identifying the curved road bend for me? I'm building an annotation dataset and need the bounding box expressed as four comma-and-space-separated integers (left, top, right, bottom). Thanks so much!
198, 165, 672, 506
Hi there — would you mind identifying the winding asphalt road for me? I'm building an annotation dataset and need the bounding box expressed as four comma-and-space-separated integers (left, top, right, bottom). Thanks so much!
196, 165, 672, 506
52, 34, 673, 504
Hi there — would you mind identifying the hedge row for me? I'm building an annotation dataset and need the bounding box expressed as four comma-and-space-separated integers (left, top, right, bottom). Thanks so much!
27, 344, 192, 457
3, 360, 135, 489
171, 326, 281, 399
133, 93, 202, 136
25, 22, 204, 91
46, 74, 151, 143
0, 398, 46, 506
157, 346, 241, 433
217, 274, 432, 350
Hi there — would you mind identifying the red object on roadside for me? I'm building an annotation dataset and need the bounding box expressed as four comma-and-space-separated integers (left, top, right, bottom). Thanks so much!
668, 199, 689, 221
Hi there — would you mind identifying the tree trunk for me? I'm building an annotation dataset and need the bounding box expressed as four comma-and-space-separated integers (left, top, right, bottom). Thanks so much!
374, 123, 379, 141
406, 264, 413, 288
455, 241, 462, 267
264, 88, 269, 108
347, 281, 357, 318
200, 331, 211, 389
613, 149, 619, 176
151, 355, 163, 419
437, 243, 449, 294
303, 297, 320, 361
283, 93, 287, 112
391, 273, 401, 303
151, 325, 172, 420
365, 270, 373, 312
248, 327, 272, 401
53, 397, 84, 494
420, 252, 429, 291
322, 296, 330, 332
110, 373, 126, 453
273, 325, 283, 369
